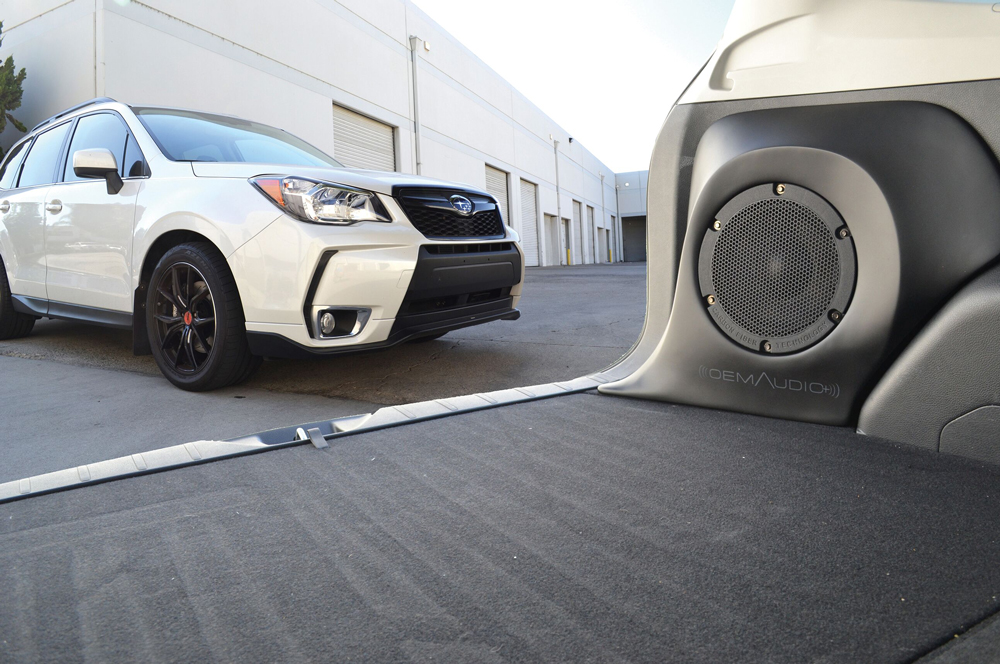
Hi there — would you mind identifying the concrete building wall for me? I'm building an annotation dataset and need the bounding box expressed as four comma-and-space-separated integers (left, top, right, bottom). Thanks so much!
0, 0, 621, 266
615, 171, 648, 218
615, 170, 649, 262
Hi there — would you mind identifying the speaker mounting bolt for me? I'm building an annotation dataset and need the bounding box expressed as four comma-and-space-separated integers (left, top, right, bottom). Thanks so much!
706, 294, 716, 305
712, 220, 721, 231
775, 183, 786, 195
837, 227, 851, 239
763, 341, 772, 353
829, 309, 842, 323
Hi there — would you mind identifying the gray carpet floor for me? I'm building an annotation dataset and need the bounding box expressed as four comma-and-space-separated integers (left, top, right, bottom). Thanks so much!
2, 392, 1000, 662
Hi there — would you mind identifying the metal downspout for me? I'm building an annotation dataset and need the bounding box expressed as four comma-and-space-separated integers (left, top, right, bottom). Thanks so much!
553, 138, 564, 265
409, 36, 425, 175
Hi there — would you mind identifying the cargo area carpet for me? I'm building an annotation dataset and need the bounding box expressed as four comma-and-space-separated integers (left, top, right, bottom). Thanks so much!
2, 392, 999, 662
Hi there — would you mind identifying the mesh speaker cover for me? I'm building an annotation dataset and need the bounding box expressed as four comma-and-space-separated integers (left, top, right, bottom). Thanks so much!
698, 183, 856, 354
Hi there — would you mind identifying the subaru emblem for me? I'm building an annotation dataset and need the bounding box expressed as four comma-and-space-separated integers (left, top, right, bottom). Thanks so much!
449, 194, 474, 216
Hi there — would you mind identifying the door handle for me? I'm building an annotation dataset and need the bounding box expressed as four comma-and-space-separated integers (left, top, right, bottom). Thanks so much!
0, 201, 8, 214
45, 201, 62, 214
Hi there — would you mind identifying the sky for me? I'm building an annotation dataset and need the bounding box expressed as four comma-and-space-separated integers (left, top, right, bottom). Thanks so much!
410, 0, 736, 173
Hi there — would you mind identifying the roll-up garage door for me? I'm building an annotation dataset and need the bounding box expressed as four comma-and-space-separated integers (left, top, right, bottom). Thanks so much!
544, 214, 561, 266
332, 103, 395, 172
484, 165, 509, 222
519, 179, 539, 266
572, 200, 583, 265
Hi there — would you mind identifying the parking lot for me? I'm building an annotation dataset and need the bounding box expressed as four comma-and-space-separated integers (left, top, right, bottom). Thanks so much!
0, 263, 645, 481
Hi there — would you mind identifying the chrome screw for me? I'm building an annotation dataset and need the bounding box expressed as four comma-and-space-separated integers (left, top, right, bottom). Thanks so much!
706, 294, 716, 305
712, 220, 722, 231
775, 184, 786, 195
829, 310, 842, 323
763, 341, 772, 353
837, 227, 851, 239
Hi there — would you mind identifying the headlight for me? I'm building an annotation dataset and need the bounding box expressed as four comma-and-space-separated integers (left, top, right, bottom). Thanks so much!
250, 176, 392, 225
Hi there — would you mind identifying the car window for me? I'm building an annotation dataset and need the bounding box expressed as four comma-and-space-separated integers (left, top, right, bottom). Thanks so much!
123, 133, 147, 178
233, 138, 322, 165
18, 122, 71, 188
133, 107, 342, 168
179, 143, 225, 162
63, 113, 128, 183
0, 140, 30, 189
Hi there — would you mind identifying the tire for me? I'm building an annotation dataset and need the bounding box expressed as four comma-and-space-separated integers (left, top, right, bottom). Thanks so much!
0, 256, 36, 340
410, 331, 448, 343
146, 242, 261, 391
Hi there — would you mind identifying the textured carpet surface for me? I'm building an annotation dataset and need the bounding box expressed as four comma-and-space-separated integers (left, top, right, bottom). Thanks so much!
2, 392, 1000, 662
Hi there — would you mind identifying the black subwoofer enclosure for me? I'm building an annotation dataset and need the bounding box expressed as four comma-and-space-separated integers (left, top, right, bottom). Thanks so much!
651, 101, 1000, 425
698, 183, 857, 354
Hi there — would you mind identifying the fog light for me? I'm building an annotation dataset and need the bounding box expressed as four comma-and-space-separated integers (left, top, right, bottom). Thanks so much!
313, 307, 371, 339
320, 312, 336, 336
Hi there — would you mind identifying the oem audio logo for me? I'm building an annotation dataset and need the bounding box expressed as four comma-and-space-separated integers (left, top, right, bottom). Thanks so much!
698, 365, 841, 398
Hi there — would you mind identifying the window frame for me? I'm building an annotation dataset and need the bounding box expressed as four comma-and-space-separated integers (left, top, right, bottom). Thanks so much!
60, 110, 150, 185
0, 136, 35, 191
15, 120, 73, 190
122, 131, 150, 179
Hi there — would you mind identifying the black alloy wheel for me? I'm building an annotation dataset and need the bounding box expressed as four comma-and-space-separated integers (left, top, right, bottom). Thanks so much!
152, 262, 216, 374
147, 242, 260, 391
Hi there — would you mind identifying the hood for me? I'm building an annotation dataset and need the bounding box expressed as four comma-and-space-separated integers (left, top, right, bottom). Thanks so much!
189, 162, 487, 196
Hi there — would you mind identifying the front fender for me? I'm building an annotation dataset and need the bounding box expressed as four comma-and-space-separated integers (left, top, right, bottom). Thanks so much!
131, 176, 282, 290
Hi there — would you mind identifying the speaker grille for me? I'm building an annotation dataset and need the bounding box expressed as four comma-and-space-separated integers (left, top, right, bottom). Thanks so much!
698, 184, 856, 354
712, 199, 840, 338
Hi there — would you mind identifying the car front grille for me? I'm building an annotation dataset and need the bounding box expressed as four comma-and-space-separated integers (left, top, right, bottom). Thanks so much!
396, 188, 505, 239
424, 242, 513, 254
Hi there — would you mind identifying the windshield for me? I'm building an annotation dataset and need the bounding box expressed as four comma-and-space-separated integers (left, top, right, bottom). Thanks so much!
133, 107, 342, 167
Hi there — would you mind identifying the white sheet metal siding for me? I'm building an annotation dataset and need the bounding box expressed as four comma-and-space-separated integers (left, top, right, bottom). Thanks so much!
5, 3, 621, 267
572, 200, 583, 265
332, 103, 395, 171
484, 165, 509, 221
519, 179, 539, 267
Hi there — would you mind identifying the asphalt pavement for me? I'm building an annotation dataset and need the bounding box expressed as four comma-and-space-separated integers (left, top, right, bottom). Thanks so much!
0, 263, 645, 482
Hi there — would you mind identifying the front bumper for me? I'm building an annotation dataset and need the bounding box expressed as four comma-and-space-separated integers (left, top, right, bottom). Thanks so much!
230, 210, 524, 358
247, 305, 520, 359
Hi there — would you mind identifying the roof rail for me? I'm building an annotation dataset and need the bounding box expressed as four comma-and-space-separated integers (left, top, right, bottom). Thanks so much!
30, 97, 117, 133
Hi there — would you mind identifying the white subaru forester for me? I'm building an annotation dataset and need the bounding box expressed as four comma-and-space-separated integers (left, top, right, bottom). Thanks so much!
0, 99, 524, 390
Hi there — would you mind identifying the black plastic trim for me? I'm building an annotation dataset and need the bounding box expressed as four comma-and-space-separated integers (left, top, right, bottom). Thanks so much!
400, 193, 498, 215
394, 186, 506, 240
637, 99, 1000, 426
10, 295, 46, 317
390, 183, 490, 199
302, 250, 338, 338
859, 263, 1000, 454
12, 295, 132, 329
392, 296, 515, 336
248, 305, 520, 359
402, 244, 522, 302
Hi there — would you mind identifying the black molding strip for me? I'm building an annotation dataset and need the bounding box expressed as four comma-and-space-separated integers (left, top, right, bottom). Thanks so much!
301, 250, 338, 338
12, 295, 132, 329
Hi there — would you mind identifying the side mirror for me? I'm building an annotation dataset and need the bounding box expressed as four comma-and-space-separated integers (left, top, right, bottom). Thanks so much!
73, 148, 123, 195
